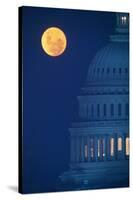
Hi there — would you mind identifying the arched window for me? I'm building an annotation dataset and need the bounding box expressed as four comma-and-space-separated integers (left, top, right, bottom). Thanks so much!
118, 137, 122, 151
126, 137, 129, 156
110, 137, 114, 156
111, 104, 114, 116
118, 103, 121, 116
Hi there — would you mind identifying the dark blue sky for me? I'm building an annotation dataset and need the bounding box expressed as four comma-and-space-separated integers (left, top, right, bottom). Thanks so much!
22, 6, 116, 193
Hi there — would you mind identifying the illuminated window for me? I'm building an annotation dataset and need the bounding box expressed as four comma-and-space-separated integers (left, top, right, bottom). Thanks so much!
118, 137, 122, 151
84, 145, 88, 159
90, 138, 94, 158
110, 138, 114, 156
98, 138, 105, 158
98, 139, 100, 157
124, 16, 127, 23
121, 16, 127, 24
91, 147, 94, 158
102, 139, 105, 157
126, 137, 129, 156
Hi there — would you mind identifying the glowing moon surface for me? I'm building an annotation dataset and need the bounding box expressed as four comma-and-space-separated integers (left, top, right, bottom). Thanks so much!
41, 27, 67, 57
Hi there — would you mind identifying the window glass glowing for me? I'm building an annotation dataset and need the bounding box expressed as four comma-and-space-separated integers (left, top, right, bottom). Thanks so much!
110, 138, 114, 156
98, 139, 100, 157
90, 138, 94, 158
91, 148, 93, 158
118, 137, 122, 151
126, 137, 129, 156
121, 16, 127, 24
84, 145, 88, 159
98, 138, 105, 158
102, 139, 105, 157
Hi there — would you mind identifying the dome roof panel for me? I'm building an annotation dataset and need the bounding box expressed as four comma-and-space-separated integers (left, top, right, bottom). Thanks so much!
87, 41, 129, 83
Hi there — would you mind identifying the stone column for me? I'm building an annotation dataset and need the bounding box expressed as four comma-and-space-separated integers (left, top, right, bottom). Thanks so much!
106, 135, 110, 160
104, 135, 108, 161
103, 136, 106, 161
94, 136, 98, 161
122, 134, 125, 159
114, 133, 118, 160
81, 136, 84, 162
123, 135, 126, 159
99, 137, 103, 161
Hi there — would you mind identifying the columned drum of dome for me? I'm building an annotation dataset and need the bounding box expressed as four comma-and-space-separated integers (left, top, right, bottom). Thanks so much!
57, 13, 129, 190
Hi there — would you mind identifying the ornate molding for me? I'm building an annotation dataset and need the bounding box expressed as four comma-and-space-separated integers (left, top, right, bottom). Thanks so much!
79, 86, 129, 96
71, 119, 128, 129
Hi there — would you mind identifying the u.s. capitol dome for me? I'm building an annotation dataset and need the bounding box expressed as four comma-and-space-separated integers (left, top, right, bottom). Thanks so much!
57, 13, 129, 191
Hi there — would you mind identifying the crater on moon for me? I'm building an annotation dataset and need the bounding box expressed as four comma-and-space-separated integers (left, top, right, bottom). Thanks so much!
41, 27, 67, 57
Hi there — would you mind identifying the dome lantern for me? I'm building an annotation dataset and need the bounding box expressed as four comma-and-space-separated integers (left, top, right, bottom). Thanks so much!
116, 13, 129, 33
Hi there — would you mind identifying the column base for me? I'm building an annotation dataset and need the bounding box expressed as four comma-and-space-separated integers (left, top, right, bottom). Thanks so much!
56, 160, 129, 192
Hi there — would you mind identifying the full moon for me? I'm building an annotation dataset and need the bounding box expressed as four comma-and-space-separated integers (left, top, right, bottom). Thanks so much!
41, 27, 67, 57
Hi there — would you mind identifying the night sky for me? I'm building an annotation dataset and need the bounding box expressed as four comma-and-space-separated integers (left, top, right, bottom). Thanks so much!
22, 6, 116, 193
